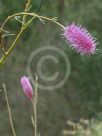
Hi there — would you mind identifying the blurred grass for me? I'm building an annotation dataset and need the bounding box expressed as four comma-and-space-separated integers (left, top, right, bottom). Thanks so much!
0, 0, 102, 136
63, 118, 102, 136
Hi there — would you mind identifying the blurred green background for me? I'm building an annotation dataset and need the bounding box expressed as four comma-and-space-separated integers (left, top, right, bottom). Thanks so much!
0, 0, 102, 136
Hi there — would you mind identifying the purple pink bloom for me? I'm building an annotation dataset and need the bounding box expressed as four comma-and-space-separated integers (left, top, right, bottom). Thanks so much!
20, 76, 33, 100
63, 23, 97, 55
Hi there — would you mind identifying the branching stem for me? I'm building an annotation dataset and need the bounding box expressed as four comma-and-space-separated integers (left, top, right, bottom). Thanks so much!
0, 12, 65, 65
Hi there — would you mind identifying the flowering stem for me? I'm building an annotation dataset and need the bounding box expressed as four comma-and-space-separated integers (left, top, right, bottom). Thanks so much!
32, 75, 38, 136
36, 15, 65, 29
1, 12, 65, 30
0, 12, 65, 65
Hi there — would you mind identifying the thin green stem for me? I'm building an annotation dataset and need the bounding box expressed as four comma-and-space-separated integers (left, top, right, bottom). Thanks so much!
32, 95, 38, 136
0, 16, 35, 64
1, 12, 65, 31
6, 29, 23, 55
34, 90, 38, 136
0, 31, 6, 55
0, 12, 65, 64
7, 16, 35, 56
0, 29, 23, 64
1, 12, 34, 30
32, 75, 38, 136
37, 15, 65, 29
3, 84, 17, 136
22, 0, 31, 29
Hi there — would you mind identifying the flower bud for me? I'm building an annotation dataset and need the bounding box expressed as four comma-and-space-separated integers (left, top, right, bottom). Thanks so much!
20, 76, 33, 100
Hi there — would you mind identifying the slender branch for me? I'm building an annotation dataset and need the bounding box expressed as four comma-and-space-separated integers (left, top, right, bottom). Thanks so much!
0, 12, 65, 65
0, 16, 35, 64
0, 30, 6, 56
1, 12, 65, 30
1, 12, 35, 30
37, 15, 65, 29
22, 0, 31, 29
3, 83, 17, 136
0, 29, 23, 64
32, 75, 38, 136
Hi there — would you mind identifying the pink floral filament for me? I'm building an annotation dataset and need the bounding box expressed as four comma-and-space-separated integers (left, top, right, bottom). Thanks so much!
63, 23, 97, 55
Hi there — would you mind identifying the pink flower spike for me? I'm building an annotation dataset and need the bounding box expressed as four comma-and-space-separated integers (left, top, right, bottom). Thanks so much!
63, 23, 97, 55
20, 76, 33, 100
